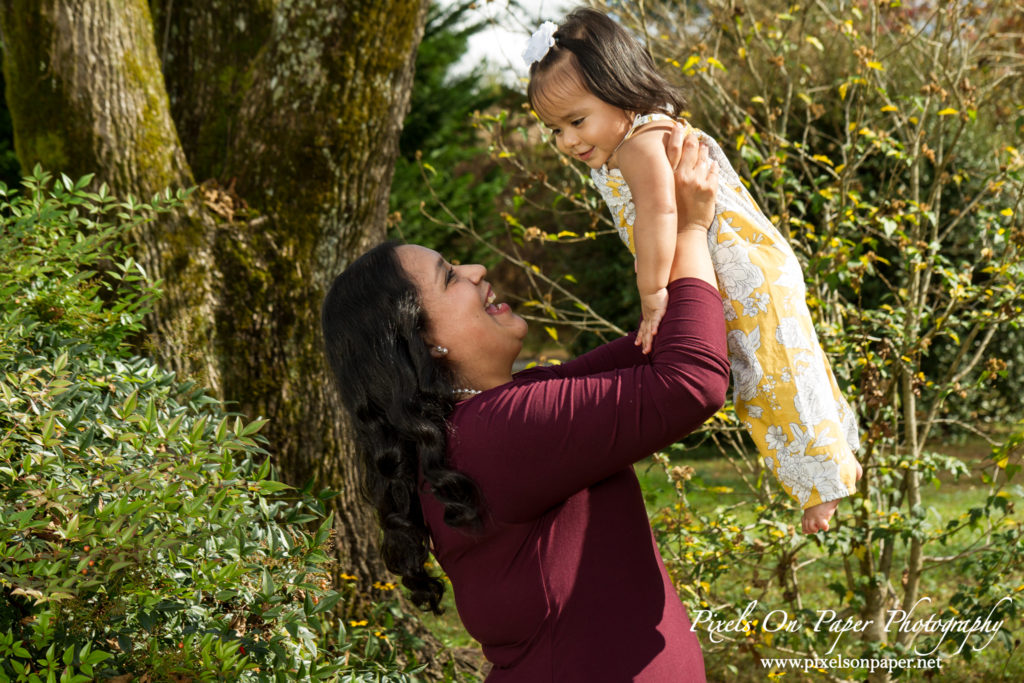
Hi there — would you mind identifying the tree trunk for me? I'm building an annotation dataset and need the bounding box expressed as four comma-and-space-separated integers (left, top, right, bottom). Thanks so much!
148, 0, 274, 181
212, 0, 430, 594
0, 0, 221, 389
0, 0, 430, 606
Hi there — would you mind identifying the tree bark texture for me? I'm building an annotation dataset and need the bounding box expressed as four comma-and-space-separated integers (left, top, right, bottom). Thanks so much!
148, 0, 274, 181
0, 0, 430, 603
204, 0, 430, 592
0, 0, 222, 388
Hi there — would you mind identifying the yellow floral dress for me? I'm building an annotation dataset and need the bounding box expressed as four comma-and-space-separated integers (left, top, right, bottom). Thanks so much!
592, 114, 860, 508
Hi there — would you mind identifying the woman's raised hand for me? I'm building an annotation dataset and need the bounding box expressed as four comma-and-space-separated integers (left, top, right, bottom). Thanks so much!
665, 126, 719, 288
666, 126, 718, 233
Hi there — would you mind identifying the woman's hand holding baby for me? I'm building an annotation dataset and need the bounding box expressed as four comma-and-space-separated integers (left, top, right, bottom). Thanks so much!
666, 126, 718, 289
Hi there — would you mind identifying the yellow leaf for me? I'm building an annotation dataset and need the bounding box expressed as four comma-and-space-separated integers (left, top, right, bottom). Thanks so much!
937, 108, 958, 116
880, 105, 898, 112
544, 326, 558, 342
839, 82, 850, 100
682, 55, 701, 72
706, 57, 726, 71
738, 47, 747, 59
812, 154, 833, 166
1001, 208, 1013, 217
866, 61, 884, 71
806, 36, 824, 51
735, 133, 746, 150
751, 95, 765, 104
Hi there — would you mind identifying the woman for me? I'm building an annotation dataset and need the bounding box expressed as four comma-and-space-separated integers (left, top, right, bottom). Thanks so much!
322, 128, 727, 681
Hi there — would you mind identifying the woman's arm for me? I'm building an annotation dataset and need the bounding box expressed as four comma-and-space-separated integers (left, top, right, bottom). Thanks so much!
512, 333, 642, 383
666, 127, 717, 286
450, 278, 729, 523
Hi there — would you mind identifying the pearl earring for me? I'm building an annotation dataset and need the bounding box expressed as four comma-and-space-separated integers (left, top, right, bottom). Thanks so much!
434, 345, 448, 356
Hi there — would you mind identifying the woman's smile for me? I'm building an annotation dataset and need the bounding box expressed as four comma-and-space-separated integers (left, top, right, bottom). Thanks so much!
395, 244, 527, 389
484, 288, 511, 315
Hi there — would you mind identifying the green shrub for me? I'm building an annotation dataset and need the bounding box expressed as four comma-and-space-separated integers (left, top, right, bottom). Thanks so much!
0, 169, 419, 681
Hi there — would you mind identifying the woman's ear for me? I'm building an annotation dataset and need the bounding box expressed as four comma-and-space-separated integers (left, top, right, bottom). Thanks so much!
429, 344, 449, 359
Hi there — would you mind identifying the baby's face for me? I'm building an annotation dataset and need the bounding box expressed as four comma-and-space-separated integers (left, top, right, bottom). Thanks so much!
535, 78, 633, 171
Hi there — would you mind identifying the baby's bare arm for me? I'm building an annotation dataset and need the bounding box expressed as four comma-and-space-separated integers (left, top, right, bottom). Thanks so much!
617, 124, 679, 353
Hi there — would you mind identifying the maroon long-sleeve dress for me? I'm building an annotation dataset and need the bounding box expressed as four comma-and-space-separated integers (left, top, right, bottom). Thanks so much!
418, 278, 730, 682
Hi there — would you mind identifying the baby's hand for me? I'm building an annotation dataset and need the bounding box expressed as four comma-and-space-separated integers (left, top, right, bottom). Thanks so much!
637, 288, 669, 354
802, 499, 839, 534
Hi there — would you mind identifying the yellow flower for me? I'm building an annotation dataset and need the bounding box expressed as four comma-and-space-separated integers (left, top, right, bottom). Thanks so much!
348, 619, 368, 627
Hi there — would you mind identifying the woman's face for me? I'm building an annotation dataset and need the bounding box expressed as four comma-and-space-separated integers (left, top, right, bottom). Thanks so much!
396, 244, 527, 389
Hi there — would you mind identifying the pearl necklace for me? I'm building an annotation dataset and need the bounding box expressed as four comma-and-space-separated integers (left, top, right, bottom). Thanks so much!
453, 388, 482, 397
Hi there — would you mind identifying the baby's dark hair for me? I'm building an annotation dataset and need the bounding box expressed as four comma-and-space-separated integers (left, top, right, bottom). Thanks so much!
527, 7, 685, 119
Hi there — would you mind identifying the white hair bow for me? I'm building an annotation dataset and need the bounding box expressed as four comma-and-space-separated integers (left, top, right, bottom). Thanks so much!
522, 21, 559, 67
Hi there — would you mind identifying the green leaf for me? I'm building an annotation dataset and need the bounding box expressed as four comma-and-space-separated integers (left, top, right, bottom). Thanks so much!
52, 351, 68, 374
240, 417, 268, 437
261, 569, 275, 598
215, 416, 229, 443
311, 591, 342, 615
122, 389, 138, 417
256, 480, 292, 494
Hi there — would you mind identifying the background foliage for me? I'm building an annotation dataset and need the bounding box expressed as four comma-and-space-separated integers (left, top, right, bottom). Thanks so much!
397, 0, 1024, 680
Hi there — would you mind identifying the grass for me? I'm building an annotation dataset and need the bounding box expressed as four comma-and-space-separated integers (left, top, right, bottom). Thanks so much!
642, 435, 1023, 682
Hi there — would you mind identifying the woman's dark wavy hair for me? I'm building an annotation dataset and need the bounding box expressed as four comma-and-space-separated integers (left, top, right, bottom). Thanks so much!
527, 7, 686, 119
321, 241, 481, 614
